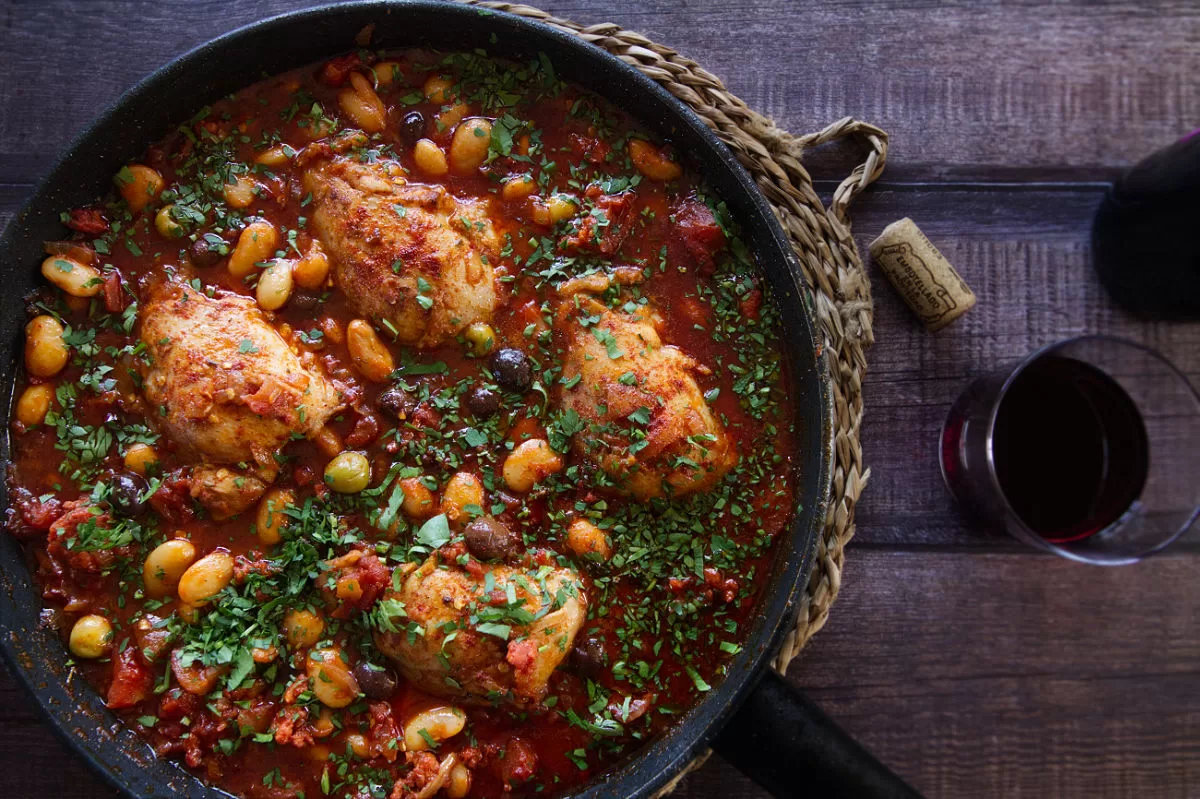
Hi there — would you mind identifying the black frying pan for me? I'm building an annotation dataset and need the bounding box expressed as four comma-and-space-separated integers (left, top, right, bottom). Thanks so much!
0, 3, 918, 797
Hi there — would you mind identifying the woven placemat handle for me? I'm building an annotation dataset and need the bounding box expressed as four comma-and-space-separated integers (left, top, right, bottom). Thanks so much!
797, 117, 888, 223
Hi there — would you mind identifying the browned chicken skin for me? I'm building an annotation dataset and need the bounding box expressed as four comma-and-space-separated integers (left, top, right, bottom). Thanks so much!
557, 295, 737, 500
374, 555, 586, 706
300, 145, 500, 348
139, 280, 343, 517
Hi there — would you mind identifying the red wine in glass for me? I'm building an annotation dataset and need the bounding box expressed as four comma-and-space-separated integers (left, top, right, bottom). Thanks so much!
990, 356, 1149, 543
940, 336, 1200, 565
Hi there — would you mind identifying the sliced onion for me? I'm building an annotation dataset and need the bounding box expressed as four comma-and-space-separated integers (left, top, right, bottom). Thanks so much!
413, 752, 459, 799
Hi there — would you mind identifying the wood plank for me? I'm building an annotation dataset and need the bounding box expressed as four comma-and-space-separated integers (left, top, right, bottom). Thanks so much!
778, 550, 1200, 798
847, 186, 1200, 550
2, 0, 1199, 183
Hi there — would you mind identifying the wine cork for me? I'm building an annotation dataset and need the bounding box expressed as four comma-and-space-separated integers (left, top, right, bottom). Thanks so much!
869, 218, 976, 331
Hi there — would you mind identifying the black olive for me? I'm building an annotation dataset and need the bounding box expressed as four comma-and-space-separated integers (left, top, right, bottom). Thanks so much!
290, 291, 320, 312
377, 386, 416, 419
463, 516, 523, 562
189, 237, 224, 268
353, 661, 397, 700
399, 111, 426, 145
106, 473, 149, 518
490, 348, 533, 393
570, 637, 609, 679
466, 386, 500, 419
421, 448, 449, 471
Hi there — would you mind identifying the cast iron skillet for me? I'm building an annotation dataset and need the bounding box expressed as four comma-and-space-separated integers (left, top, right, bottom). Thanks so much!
0, 3, 918, 797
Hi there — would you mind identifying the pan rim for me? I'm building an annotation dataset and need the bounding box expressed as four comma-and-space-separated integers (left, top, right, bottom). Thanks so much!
0, 3, 834, 797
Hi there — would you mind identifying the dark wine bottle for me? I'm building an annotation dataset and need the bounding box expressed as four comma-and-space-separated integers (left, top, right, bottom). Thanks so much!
1092, 130, 1200, 319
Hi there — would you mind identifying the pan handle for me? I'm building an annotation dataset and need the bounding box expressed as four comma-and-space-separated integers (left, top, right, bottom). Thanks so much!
711, 670, 923, 798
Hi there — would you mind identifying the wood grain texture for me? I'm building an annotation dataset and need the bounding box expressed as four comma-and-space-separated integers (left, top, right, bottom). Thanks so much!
1, 0, 1198, 797
850, 185, 1200, 551
2, 0, 1200, 182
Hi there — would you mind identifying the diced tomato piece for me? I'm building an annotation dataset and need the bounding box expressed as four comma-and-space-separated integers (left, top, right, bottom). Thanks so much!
132, 615, 173, 664
560, 192, 636, 256
270, 704, 313, 748
513, 299, 547, 335
149, 475, 195, 525
157, 686, 203, 721
171, 650, 225, 696
65, 208, 108, 236
324, 552, 389, 619
47, 501, 134, 573
674, 198, 726, 269
569, 133, 611, 164
739, 288, 762, 320
317, 53, 365, 86
506, 415, 544, 445
498, 737, 538, 788
233, 555, 278, 584
344, 411, 380, 448
366, 702, 401, 762
103, 270, 125, 313
232, 696, 277, 736
107, 647, 154, 709
5, 487, 63, 539
293, 464, 317, 488
410, 404, 441, 428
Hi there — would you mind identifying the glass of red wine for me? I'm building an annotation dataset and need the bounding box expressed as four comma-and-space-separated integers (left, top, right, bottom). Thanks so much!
940, 335, 1200, 564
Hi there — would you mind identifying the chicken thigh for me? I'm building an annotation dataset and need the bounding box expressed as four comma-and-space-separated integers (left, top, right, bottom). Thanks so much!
300, 146, 500, 348
557, 296, 737, 500
374, 555, 586, 706
139, 280, 342, 517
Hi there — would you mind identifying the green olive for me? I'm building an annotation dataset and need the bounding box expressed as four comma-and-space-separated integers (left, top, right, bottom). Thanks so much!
463, 322, 496, 357
69, 614, 113, 659
324, 451, 371, 494
155, 204, 185, 239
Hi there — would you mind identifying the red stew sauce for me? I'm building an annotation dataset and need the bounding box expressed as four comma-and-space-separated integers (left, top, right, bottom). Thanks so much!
5, 47, 796, 799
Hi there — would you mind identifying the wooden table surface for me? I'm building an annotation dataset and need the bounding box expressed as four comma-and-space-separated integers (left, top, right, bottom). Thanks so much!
2, 1, 1199, 797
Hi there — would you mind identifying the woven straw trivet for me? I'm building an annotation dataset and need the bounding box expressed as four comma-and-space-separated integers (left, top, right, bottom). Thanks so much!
461, 1, 888, 790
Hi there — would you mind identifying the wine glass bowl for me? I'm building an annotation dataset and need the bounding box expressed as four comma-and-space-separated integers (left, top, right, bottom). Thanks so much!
940, 335, 1200, 565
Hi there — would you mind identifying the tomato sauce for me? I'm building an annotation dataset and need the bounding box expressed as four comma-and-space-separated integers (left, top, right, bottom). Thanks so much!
5, 47, 796, 799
